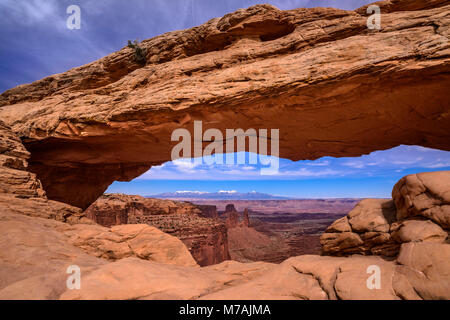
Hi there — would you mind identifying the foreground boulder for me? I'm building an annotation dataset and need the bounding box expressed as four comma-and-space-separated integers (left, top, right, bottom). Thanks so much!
321, 171, 449, 257
391, 219, 447, 243
393, 171, 450, 228
63, 223, 198, 267
0, 211, 106, 299
321, 199, 400, 256
395, 242, 450, 300
85, 194, 230, 266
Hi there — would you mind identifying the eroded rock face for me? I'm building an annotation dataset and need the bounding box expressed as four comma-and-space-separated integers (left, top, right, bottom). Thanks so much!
225, 204, 239, 228
0, 120, 45, 199
85, 194, 230, 266
391, 219, 448, 243
0, 210, 196, 299
393, 171, 450, 228
321, 172, 449, 257
0, 120, 89, 224
196, 205, 219, 219
227, 226, 286, 263
395, 242, 450, 300
63, 223, 198, 267
321, 199, 400, 256
0, 1, 449, 209
243, 208, 250, 227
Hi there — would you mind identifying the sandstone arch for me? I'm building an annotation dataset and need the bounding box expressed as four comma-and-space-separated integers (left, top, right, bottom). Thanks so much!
0, 0, 449, 209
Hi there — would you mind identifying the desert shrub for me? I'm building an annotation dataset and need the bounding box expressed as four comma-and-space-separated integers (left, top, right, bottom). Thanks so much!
127, 40, 147, 66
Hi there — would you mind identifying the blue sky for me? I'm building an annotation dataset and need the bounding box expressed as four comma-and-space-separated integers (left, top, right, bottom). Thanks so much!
2, 0, 449, 198
107, 146, 450, 198
0, 0, 372, 92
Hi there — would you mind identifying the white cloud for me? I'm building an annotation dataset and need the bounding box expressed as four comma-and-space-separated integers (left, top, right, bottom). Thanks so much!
0, 0, 60, 25
173, 158, 199, 171
281, 167, 343, 177
424, 162, 450, 168
136, 145, 450, 181
342, 161, 365, 169
305, 160, 330, 166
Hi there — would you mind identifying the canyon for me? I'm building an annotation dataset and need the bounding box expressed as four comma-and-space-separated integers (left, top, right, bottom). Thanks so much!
0, 0, 449, 300
85, 193, 230, 266
85, 195, 355, 264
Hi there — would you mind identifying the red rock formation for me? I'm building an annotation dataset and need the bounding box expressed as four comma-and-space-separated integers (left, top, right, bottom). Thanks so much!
393, 171, 450, 228
225, 204, 239, 228
224, 204, 252, 228
196, 204, 219, 219
0, 1, 449, 209
0, 0, 450, 300
227, 226, 286, 263
0, 120, 89, 224
242, 208, 250, 227
321, 171, 449, 257
85, 194, 230, 266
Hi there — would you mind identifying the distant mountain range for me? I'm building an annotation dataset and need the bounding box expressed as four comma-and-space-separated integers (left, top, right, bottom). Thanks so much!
150, 190, 290, 200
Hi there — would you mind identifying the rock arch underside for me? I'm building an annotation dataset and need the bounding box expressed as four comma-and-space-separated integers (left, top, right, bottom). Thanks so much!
0, 0, 450, 300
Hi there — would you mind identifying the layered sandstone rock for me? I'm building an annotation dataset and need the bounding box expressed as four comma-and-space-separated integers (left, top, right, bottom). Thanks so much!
0, 1, 448, 209
225, 204, 240, 228
224, 203, 251, 228
3, 203, 448, 300
0, 0, 449, 301
243, 208, 250, 227
85, 194, 230, 266
321, 171, 449, 257
223, 204, 287, 262
196, 205, 219, 219
0, 120, 89, 224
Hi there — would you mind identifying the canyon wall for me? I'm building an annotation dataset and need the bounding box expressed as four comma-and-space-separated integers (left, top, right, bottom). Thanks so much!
0, 0, 449, 209
223, 204, 287, 263
85, 194, 230, 266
